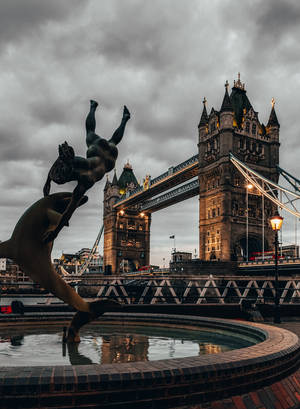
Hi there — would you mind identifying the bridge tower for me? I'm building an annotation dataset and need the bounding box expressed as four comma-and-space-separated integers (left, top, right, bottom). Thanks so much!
103, 162, 151, 274
198, 75, 280, 261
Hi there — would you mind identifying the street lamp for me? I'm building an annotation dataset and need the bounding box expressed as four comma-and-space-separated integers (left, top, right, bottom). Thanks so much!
269, 213, 283, 324
246, 183, 253, 261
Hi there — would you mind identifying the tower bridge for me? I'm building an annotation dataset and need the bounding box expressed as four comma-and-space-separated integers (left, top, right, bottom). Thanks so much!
102, 75, 300, 275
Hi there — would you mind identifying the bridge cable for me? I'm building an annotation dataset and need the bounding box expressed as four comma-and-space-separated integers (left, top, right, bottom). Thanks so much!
229, 153, 300, 219
77, 224, 104, 275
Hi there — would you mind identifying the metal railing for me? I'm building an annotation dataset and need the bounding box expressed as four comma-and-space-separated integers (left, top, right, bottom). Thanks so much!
2, 276, 300, 305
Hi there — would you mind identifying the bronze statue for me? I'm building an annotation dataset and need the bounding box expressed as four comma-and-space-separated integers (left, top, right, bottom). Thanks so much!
0, 100, 129, 342
43, 100, 130, 242
0, 192, 119, 341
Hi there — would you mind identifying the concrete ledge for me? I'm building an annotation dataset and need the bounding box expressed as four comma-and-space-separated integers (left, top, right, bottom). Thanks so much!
1, 314, 300, 408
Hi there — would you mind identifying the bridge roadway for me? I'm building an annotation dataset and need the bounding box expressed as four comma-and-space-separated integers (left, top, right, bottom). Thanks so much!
113, 154, 199, 210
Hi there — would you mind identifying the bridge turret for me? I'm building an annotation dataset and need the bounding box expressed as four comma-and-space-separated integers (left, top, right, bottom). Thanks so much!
219, 80, 234, 130
267, 98, 280, 140
267, 98, 280, 168
198, 97, 208, 143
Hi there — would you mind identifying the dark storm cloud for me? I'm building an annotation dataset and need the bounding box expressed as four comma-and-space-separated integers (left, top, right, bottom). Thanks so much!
85, 0, 199, 71
256, 0, 300, 40
0, 1, 84, 47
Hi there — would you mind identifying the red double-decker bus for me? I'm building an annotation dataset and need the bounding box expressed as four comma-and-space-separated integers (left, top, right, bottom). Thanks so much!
249, 251, 284, 261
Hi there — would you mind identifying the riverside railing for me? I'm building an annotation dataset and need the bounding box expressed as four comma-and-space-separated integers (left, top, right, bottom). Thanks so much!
2, 275, 300, 305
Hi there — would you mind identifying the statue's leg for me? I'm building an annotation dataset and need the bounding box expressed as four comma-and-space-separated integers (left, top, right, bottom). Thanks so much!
109, 105, 131, 146
85, 100, 98, 147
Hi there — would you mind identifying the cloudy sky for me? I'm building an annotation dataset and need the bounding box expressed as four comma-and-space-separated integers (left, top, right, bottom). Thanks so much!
0, 0, 299, 266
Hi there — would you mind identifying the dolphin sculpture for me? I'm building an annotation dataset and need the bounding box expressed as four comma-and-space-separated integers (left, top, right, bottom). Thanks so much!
0, 192, 119, 341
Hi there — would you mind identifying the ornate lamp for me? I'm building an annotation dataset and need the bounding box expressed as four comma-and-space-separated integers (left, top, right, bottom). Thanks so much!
269, 213, 283, 231
269, 212, 283, 324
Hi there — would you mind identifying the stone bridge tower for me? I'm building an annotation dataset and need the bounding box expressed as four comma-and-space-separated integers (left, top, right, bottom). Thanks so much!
198, 75, 279, 261
103, 162, 151, 274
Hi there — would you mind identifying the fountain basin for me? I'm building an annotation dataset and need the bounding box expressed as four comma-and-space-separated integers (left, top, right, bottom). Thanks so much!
1, 313, 299, 409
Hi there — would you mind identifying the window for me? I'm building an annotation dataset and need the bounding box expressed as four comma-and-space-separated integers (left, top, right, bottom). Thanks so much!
245, 122, 250, 133
252, 123, 257, 135
211, 122, 216, 132
128, 219, 136, 229
212, 209, 216, 218
217, 207, 220, 216
207, 231, 210, 236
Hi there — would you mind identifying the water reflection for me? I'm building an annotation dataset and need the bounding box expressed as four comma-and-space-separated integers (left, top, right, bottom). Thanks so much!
0, 325, 253, 366
101, 334, 149, 364
64, 333, 223, 365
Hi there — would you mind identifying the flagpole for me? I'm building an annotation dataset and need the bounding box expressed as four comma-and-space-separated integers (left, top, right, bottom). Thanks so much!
169, 235, 176, 254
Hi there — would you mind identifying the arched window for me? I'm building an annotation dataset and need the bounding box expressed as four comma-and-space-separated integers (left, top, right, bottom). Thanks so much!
252, 123, 257, 135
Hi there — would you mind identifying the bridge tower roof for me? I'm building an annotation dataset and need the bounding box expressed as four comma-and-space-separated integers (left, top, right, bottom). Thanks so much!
220, 80, 233, 112
229, 73, 253, 127
118, 161, 139, 192
267, 98, 280, 128
198, 97, 208, 128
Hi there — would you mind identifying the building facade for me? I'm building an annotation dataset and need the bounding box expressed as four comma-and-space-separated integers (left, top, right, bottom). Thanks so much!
198, 75, 279, 261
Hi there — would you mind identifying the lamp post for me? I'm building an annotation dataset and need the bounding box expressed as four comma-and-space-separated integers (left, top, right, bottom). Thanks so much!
269, 213, 283, 324
246, 183, 253, 261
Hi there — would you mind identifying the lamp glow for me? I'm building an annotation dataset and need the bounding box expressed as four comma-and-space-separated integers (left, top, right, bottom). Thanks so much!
269, 213, 283, 231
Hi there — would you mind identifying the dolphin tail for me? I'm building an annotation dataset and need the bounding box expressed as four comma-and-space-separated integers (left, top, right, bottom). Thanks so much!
66, 299, 121, 342
0, 239, 14, 259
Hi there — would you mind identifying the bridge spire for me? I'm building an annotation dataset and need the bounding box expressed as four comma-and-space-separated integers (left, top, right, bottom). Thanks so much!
267, 98, 280, 128
198, 97, 208, 128
233, 72, 245, 91
104, 175, 111, 191
220, 80, 233, 112
112, 169, 118, 185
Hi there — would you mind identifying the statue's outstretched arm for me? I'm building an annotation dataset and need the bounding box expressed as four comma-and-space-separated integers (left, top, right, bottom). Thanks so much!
109, 105, 130, 146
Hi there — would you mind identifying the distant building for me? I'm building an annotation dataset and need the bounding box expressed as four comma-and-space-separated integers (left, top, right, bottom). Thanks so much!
280, 245, 299, 258
171, 251, 192, 263
57, 247, 103, 274
0, 258, 34, 290
75, 247, 103, 271
0, 258, 6, 271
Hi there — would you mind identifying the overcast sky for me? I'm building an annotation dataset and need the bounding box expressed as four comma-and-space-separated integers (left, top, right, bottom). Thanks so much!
0, 0, 299, 266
